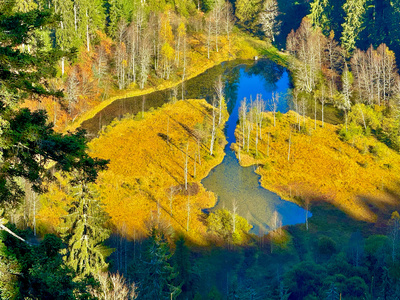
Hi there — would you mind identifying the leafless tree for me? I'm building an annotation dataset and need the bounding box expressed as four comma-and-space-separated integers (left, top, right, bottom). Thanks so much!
269, 93, 278, 127
258, 0, 280, 41
215, 75, 225, 125
65, 68, 79, 114
239, 98, 247, 149
206, 14, 213, 59
91, 272, 138, 300
223, 1, 234, 53
138, 30, 152, 89
115, 21, 128, 90
93, 45, 108, 86
287, 18, 325, 93
210, 98, 217, 155
212, 0, 224, 53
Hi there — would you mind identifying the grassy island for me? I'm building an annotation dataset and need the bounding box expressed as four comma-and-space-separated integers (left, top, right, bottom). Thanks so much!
232, 110, 400, 223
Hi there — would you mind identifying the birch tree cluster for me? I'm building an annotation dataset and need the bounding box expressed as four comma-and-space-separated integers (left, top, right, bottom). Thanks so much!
287, 14, 400, 150
238, 95, 265, 159
351, 44, 399, 107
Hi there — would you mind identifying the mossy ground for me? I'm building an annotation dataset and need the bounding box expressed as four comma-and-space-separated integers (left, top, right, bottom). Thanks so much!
87, 99, 227, 245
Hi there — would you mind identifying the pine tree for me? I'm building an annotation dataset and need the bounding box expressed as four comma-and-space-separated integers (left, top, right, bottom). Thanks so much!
107, 0, 133, 38
309, 0, 330, 33
172, 236, 192, 298
53, 0, 75, 76
59, 181, 111, 278
74, 0, 106, 51
138, 227, 181, 299
341, 0, 367, 53
13, 0, 37, 13
326, 282, 339, 300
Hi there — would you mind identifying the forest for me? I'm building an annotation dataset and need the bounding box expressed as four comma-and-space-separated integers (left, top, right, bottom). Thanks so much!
1, 0, 400, 299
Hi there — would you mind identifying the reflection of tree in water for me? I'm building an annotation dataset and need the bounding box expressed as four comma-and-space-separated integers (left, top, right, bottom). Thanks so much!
245, 59, 284, 91
184, 60, 247, 104
224, 67, 240, 114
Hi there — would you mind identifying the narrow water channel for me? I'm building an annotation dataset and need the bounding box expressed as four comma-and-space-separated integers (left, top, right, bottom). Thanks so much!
201, 63, 309, 235
81, 59, 310, 234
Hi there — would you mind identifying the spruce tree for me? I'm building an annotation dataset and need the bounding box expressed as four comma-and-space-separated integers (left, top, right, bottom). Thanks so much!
75, 0, 106, 51
138, 227, 181, 299
53, 0, 75, 75
341, 0, 367, 53
59, 180, 111, 279
107, 0, 133, 38
173, 236, 193, 298
309, 0, 330, 33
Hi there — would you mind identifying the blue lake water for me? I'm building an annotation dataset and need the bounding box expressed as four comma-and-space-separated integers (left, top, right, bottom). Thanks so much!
82, 59, 310, 234
200, 62, 309, 234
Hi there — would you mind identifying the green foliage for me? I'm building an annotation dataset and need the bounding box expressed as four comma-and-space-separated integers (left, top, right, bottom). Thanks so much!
342, 276, 368, 298
341, 0, 367, 53
308, 0, 330, 32
0, 228, 96, 300
235, 0, 262, 25
348, 103, 382, 132
0, 108, 108, 206
338, 122, 363, 142
75, 0, 106, 49
317, 236, 337, 257
0, 230, 20, 300
0, 3, 108, 207
107, 0, 134, 38
172, 236, 193, 298
284, 261, 327, 299
0, 4, 63, 98
59, 183, 111, 279
136, 227, 181, 299
173, 0, 196, 16
207, 208, 252, 244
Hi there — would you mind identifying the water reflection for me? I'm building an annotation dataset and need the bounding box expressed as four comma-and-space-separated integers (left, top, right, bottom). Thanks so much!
81, 59, 309, 234
201, 63, 309, 235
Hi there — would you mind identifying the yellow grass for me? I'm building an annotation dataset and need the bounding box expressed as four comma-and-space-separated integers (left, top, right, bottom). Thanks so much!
86, 99, 228, 245
233, 111, 400, 222
64, 34, 265, 133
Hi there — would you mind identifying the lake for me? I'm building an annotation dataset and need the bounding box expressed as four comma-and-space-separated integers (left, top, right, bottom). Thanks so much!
81, 59, 310, 235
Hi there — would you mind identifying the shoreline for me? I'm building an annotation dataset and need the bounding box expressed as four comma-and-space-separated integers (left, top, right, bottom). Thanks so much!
64, 35, 271, 134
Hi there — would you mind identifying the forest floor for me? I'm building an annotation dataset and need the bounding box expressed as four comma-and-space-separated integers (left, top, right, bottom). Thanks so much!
68, 99, 228, 245
232, 111, 400, 227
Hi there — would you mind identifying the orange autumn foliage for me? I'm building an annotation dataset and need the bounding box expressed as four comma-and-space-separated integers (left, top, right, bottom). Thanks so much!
36, 99, 227, 244
88, 99, 227, 244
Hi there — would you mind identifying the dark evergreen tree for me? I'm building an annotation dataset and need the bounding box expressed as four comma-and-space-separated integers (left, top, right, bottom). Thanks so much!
173, 236, 193, 298
52, 0, 76, 75
59, 181, 111, 278
0, 215, 20, 300
137, 227, 181, 299
326, 282, 339, 300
